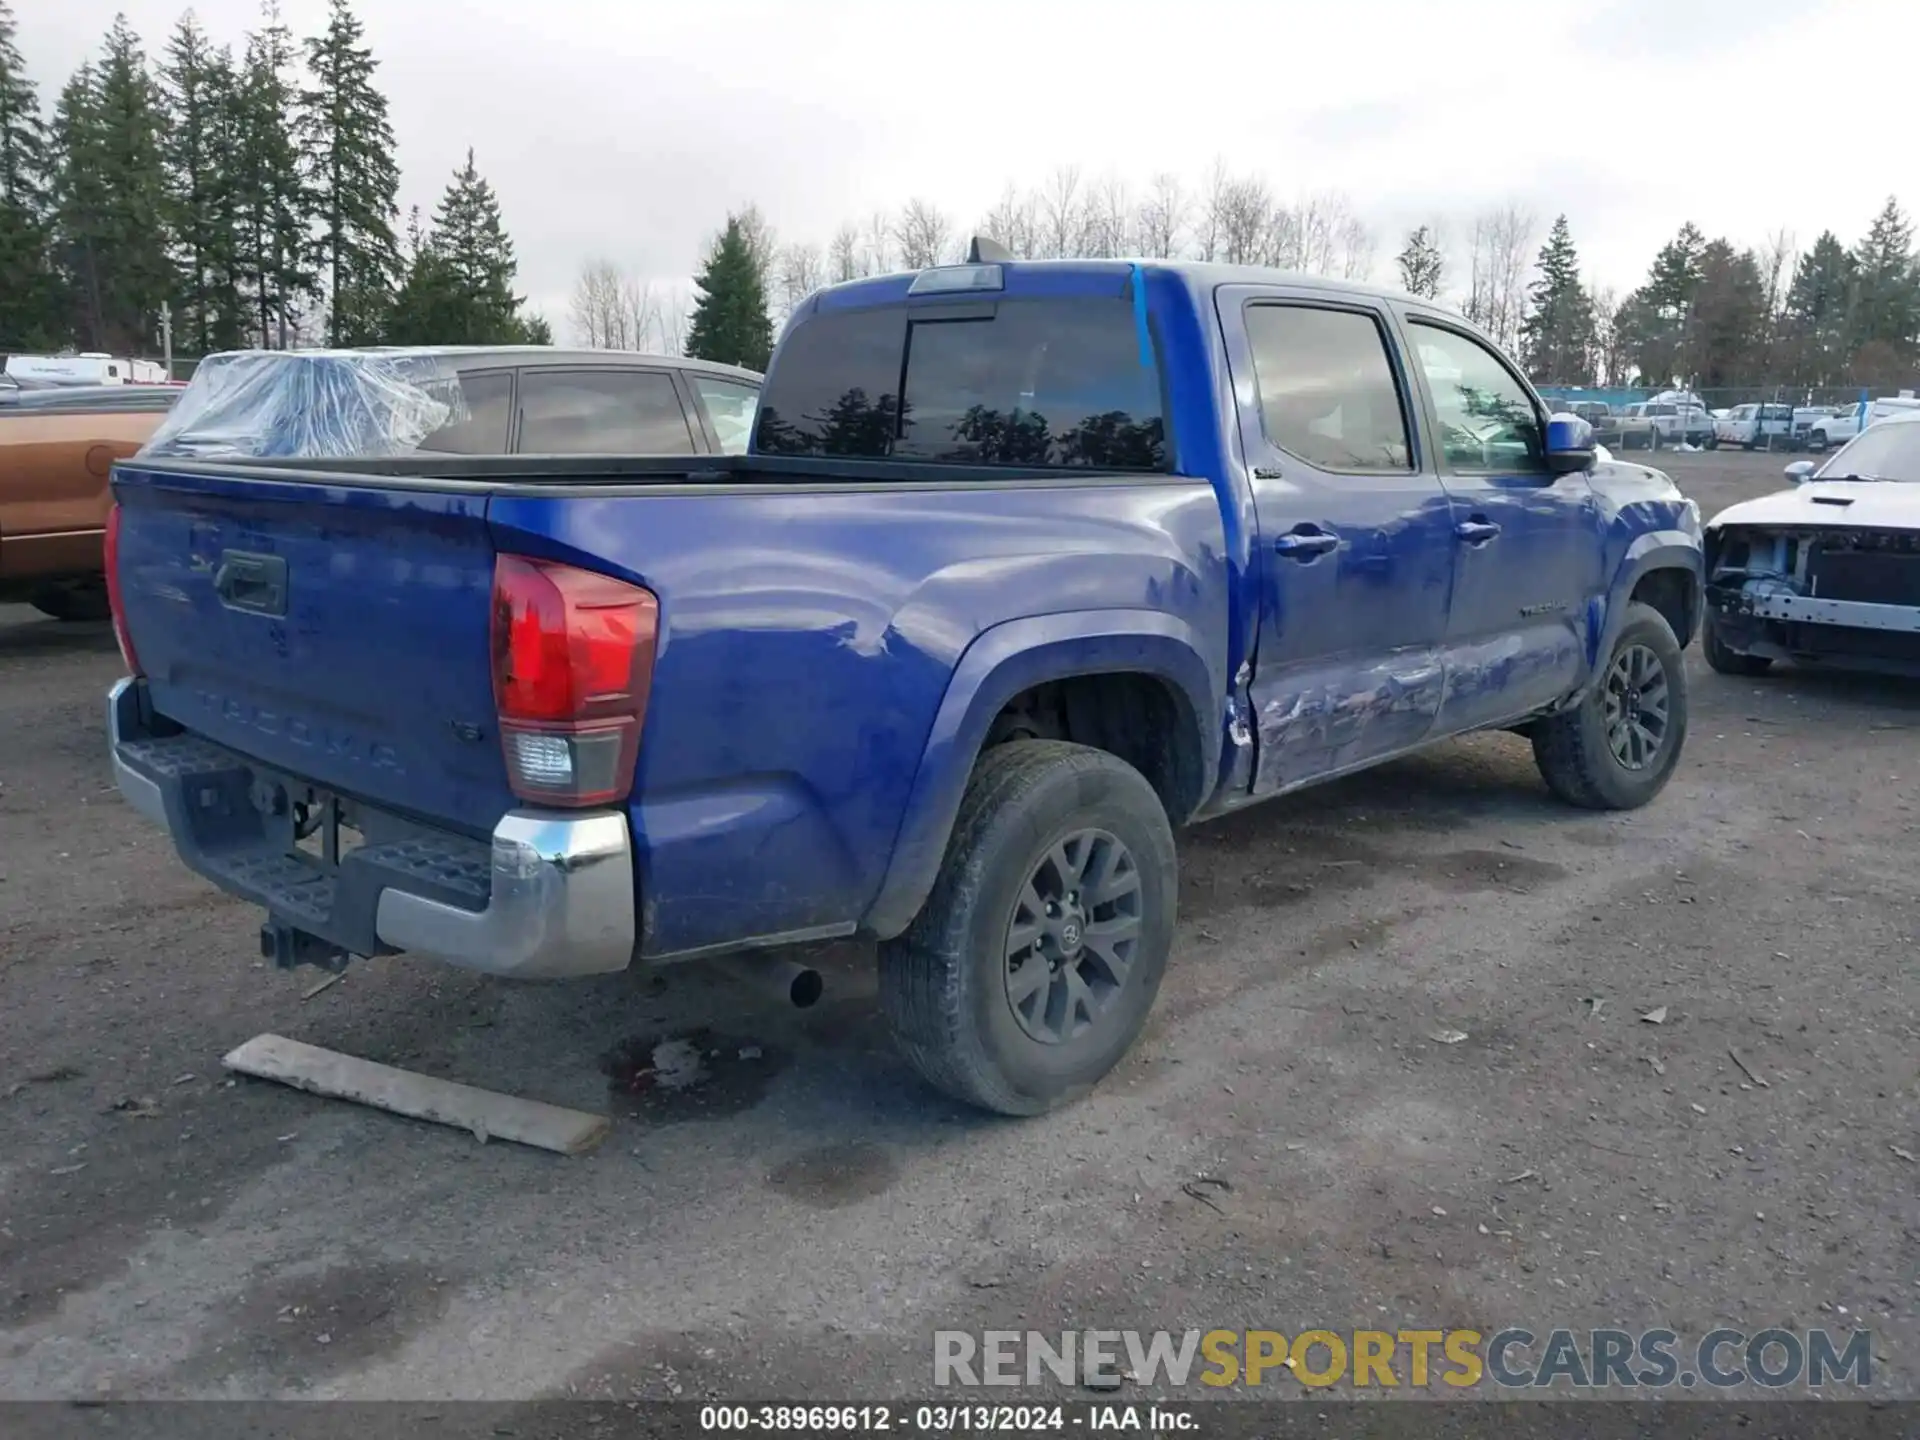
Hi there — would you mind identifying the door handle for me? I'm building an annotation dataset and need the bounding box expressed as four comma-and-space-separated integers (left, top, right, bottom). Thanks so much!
1454, 520, 1502, 546
1274, 530, 1340, 559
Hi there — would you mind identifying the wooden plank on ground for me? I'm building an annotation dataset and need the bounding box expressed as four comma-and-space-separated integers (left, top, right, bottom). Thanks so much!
222, 1033, 610, 1156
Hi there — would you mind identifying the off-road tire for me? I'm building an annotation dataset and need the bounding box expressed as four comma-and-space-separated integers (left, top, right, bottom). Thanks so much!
1702, 611, 1773, 676
1532, 601, 1688, 810
879, 740, 1176, 1117
29, 582, 110, 623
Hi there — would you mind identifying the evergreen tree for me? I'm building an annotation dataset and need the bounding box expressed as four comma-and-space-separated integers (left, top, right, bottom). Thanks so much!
1779, 232, 1855, 387
685, 213, 772, 371
160, 14, 244, 356
299, 0, 401, 345
388, 152, 545, 345
1621, 221, 1706, 386
230, 5, 312, 347
1518, 215, 1596, 384
0, 0, 59, 347
1394, 224, 1443, 299
1848, 197, 1919, 366
50, 17, 174, 354
1682, 240, 1768, 390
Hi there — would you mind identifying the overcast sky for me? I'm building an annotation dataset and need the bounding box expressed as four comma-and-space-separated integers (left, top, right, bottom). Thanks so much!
20, 0, 1912, 336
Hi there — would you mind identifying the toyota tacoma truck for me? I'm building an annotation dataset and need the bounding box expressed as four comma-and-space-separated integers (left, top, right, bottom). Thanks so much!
105, 253, 1704, 1115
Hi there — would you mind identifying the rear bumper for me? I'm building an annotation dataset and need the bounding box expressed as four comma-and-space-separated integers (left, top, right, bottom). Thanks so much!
107, 678, 636, 979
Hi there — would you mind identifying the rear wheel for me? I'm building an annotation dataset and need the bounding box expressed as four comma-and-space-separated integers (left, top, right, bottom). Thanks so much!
879, 740, 1176, 1116
1532, 601, 1688, 810
1647, 429, 1662, 452
1703, 612, 1773, 676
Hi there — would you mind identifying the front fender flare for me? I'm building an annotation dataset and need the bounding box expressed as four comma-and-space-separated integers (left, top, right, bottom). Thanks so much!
861, 609, 1221, 940
1570, 532, 1702, 704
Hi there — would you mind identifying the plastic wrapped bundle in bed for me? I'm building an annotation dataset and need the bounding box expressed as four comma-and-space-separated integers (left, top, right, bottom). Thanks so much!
137, 348, 470, 459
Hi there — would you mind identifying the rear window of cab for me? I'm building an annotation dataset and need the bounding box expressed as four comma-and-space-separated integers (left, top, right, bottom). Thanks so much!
753, 297, 1167, 471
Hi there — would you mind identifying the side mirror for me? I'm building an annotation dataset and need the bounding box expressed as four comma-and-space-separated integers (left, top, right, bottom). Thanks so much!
1784, 459, 1816, 484
1544, 413, 1596, 474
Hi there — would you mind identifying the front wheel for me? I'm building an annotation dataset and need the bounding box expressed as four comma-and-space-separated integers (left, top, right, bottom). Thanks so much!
1703, 612, 1773, 676
1647, 429, 1662, 452
1532, 601, 1688, 810
1808, 432, 1829, 453
879, 740, 1177, 1116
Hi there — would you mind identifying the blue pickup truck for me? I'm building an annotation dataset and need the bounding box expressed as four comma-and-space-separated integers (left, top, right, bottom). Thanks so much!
105, 254, 1703, 1115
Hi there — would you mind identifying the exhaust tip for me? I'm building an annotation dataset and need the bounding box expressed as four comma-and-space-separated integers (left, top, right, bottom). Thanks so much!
789, 968, 824, 1009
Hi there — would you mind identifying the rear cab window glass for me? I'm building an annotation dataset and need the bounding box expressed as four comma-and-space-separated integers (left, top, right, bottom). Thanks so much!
1406, 322, 1546, 471
518, 369, 694, 454
1243, 303, 1412, 473
754, 297, 1166, 471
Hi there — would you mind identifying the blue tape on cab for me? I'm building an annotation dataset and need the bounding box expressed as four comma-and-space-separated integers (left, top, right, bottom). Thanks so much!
1130, 264, 1152, 369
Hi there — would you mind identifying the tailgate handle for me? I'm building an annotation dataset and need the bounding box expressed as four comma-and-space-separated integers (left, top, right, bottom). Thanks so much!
214, 551, 288, 617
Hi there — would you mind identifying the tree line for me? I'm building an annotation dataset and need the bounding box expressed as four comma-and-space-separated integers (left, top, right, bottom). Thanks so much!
1502, 203, 1919, 394
654, 166, 1916, 398
0, 0, 548, 363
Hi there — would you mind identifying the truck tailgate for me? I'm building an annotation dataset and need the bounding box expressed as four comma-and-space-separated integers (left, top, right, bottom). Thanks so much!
112, 462, 513, 835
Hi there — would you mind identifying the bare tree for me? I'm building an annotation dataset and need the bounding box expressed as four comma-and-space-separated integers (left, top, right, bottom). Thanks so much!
776, 241, 828, 320
659, 289, 691, 356
980, 183, 1041, 258
893, 198, 955, 269
1195, 159, 1233, 262
1081, 175, 1132, 257
1335, 213, 1376, 281
1464, 205, 1535, 350
569, 259, 625, 348
1135, 172, 1188, 259
1217, 175, 1273, 265
1590, 284, 1632, 386
1040, 166, 1085, 258
829, 223, 862, 282
863, 210, 894, 276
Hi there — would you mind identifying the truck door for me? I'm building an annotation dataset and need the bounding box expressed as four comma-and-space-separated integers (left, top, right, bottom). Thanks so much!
1393, 313, 1606, 734
1214, 285, 1457, 795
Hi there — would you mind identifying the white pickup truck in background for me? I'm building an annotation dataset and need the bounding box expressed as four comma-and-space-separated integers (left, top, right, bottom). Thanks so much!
1805, 393, 1920, 452
1713, 402, 1795, 450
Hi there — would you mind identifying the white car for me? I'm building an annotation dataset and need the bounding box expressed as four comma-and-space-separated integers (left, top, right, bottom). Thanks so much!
1702, 410, 1920, 677
1805, 393, 1920, 452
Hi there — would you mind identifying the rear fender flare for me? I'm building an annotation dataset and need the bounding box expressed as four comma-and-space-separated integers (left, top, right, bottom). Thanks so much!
861, 609, 1221, 940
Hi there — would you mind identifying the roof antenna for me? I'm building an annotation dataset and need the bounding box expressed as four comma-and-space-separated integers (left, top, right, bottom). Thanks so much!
966, 235, 1013, 264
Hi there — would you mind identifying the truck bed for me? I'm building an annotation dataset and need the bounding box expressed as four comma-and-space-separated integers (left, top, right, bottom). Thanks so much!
111, 450, 1229, 960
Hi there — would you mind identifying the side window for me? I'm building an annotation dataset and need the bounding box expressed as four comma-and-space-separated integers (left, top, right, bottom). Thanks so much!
517, 369, 695, 454
1244, 303, 1412, 473
417, 369, 513, 453
1406, 321, 1545, 472
690, 376, 760, 456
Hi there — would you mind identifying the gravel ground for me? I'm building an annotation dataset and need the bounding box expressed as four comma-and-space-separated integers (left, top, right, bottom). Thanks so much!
1, 449, 1914, 1403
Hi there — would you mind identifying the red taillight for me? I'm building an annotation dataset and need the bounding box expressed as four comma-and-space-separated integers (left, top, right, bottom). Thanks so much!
103, 501, 142, 676
490, 555, 658, 808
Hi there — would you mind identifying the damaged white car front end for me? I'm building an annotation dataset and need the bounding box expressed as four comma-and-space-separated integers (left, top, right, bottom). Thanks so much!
1702, 414, 1920, 678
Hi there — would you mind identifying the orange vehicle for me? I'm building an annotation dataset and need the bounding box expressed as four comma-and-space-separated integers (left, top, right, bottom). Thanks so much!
0, 384, 178, 620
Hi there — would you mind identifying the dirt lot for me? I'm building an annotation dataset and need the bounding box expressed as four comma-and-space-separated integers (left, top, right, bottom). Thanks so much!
1, 449, 1915, 1403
